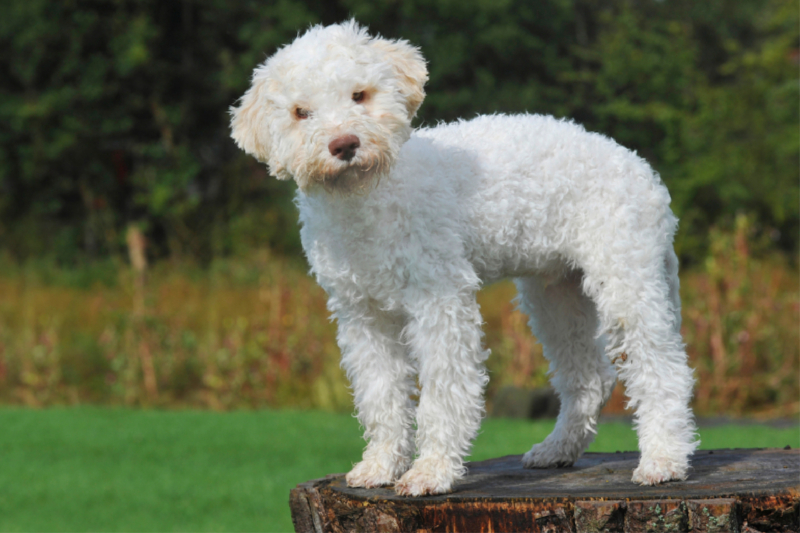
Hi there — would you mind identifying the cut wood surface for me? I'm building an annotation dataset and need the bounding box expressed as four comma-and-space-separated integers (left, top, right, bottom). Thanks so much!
290, 448, 799, 532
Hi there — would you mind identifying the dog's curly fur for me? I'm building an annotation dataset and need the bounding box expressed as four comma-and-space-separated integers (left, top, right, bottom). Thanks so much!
231, 20, 699, 497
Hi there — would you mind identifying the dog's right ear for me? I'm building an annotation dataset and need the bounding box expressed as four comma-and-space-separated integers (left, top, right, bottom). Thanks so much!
369, 37, 428, 119
230, 76, 273, 166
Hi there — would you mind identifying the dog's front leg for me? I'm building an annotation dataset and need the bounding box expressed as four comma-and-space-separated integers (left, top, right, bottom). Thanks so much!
336, 307, 417, 489
395, 292, 490, 496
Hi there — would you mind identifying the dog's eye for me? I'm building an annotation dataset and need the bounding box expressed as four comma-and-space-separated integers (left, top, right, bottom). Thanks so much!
294, 107, 310, 120
352, 91, 366, 104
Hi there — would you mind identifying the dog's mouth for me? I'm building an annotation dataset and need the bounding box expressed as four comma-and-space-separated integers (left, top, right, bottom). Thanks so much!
293, 135, 398, 193
309, 147, 393, 193
320, 162, 380, 193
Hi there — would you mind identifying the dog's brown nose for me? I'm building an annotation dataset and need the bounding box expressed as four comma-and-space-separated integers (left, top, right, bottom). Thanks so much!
328, 135, 360, 161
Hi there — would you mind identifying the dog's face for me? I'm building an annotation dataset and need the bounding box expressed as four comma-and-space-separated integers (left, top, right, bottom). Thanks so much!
231, 21, 428, 192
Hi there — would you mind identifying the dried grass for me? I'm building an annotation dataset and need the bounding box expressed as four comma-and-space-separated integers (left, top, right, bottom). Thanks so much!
0, 219, 796, 417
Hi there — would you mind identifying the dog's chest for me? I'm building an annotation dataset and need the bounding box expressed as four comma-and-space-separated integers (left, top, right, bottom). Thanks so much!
298, 191, 436, 305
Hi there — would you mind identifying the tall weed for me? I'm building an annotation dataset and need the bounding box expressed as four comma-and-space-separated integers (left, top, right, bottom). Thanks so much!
0, 252, 347, 410
681, 215, 799, 417
0, 222, 796, 417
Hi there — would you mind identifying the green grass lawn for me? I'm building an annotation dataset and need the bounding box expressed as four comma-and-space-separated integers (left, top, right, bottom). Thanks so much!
0, 408, 797, 532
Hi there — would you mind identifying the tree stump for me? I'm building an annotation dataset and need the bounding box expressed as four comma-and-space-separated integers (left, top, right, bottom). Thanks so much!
290, 448, 798, 532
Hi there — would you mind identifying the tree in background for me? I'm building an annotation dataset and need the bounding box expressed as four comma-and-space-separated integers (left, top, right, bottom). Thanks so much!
0, 0, 797, 266
578, 0, 799, 258
0, 0, 320, 261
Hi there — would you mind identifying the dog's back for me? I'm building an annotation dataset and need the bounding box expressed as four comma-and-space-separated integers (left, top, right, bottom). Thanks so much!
410, 114, 676, 282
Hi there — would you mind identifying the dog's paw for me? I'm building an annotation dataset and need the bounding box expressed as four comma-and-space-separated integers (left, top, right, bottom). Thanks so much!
631, 456, 688, 485
521, 441, 578, 469
394, 459, 454, 497
346, 458, 408, 489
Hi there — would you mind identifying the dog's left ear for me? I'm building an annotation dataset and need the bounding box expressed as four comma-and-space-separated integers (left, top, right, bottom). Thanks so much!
230, 76, 273, 166
370, 37, 428, 119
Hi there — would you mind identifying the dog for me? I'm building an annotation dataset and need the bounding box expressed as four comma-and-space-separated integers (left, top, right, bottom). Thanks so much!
230, 20, 698, 496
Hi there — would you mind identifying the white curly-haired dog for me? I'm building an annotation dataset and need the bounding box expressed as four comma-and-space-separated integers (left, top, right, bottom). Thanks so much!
231, 20, 698, 496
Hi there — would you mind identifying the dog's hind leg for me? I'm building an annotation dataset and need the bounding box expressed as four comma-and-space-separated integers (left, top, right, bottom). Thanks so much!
665, 246, 682, 334
336, 304, 417, 488
516, 271, 617, 469
582, 249, 699, 485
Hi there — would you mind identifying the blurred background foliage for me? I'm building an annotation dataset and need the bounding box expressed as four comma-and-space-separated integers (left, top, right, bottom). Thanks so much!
0, 0, 797, 416
1, 0, 797, 264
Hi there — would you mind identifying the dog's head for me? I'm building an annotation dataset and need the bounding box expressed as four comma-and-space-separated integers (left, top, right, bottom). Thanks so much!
230, 20, 428, 192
